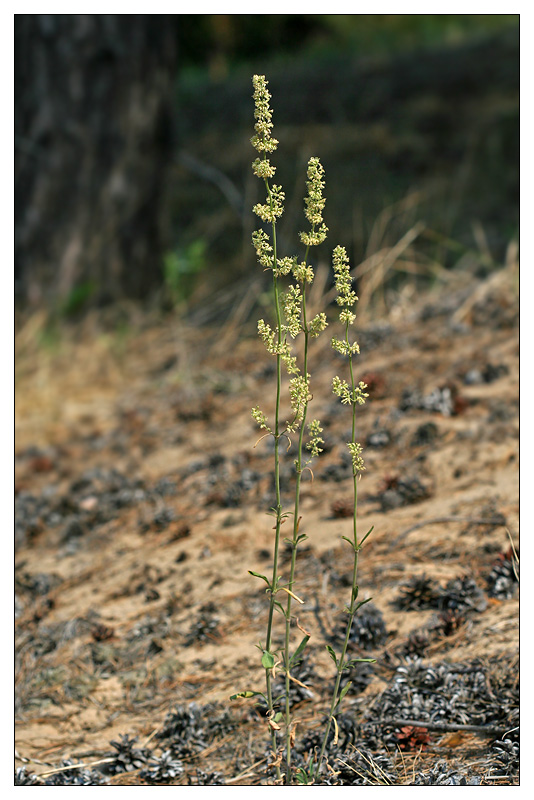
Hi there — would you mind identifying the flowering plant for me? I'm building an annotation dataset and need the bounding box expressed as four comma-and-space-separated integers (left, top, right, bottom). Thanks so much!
233, 75, 374, 786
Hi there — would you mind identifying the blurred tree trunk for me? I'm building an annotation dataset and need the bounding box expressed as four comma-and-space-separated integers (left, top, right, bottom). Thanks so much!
15, 14, 178, 309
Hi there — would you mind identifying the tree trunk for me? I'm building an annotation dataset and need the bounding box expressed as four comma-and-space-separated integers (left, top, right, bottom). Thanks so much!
15, 14, 178, 309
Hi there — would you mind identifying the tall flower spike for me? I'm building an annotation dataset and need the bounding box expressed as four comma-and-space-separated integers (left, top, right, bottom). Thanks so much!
287, 374, 310, 431
332, 245, 358, 308
251, 75, 279, 180
300, 157, 328, 247
306, 419, 324, 458
282, 284, 303, 339
347, 441, 365, 473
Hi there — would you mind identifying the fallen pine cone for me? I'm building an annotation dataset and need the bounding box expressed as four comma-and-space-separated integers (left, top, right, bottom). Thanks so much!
395, 725, 431, 751
91, 623, 115, 642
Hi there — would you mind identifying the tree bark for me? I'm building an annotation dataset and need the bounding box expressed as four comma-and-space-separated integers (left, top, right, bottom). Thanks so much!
15, 14, 178, 309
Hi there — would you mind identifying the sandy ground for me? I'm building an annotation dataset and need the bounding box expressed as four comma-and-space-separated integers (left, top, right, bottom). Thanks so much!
14, 262, 518, 785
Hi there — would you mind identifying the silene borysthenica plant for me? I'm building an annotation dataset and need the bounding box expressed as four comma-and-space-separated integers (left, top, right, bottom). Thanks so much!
231, 75, 375, 785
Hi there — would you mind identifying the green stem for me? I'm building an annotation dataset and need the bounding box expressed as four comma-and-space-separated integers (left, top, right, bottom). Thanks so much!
263, 176, 283, 782
283, 277, 310, 784
315, 321, 361, 780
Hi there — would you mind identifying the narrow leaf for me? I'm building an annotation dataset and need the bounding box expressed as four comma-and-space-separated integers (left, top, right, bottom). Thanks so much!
337, 681, 352, 706
248, 570, 271, 587
359, 526, 374, 547
295, 767, 313, 785
229, 690, 266, 701
352, 597, 373, 613
290, 634, 310, 666
325, 645, 339, 667
274, 600, 287, 618
346, 658, 376, 667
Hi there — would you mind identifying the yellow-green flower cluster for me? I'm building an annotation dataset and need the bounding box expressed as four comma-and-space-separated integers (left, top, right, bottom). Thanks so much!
257, 318, 298, 374
292, 261, 315, 284
252, 229, 274, 270
251, 75, 278, 159
280, 345, 298, 376
309, 312, 328, 338
257, 319, 276, 354
306, 418, 324, 458
300, 157, 328, 247
282, 285, 302, 339
339, 308, 356, 326
332, 245, 358, 308
252, 406, 271, 433
287, 374, 311, 431
332, 376, 369, 406
332, 338, 360, 357
252, 158, 276, 179
253, 184, 285, 224
346, 441, 365, 473
276, 256, 296, 276
331, 245, 361, 357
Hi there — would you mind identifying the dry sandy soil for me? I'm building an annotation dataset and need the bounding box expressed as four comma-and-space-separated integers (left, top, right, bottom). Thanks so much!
14, 261, 518, 785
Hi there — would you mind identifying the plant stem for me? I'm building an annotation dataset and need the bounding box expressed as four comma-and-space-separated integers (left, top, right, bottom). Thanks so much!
283, 276, 310, 784
315, 319, 361, 780
263, 177, 283, 782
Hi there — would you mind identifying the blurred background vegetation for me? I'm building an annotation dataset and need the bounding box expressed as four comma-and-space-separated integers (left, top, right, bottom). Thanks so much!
15, 14, 518, 321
